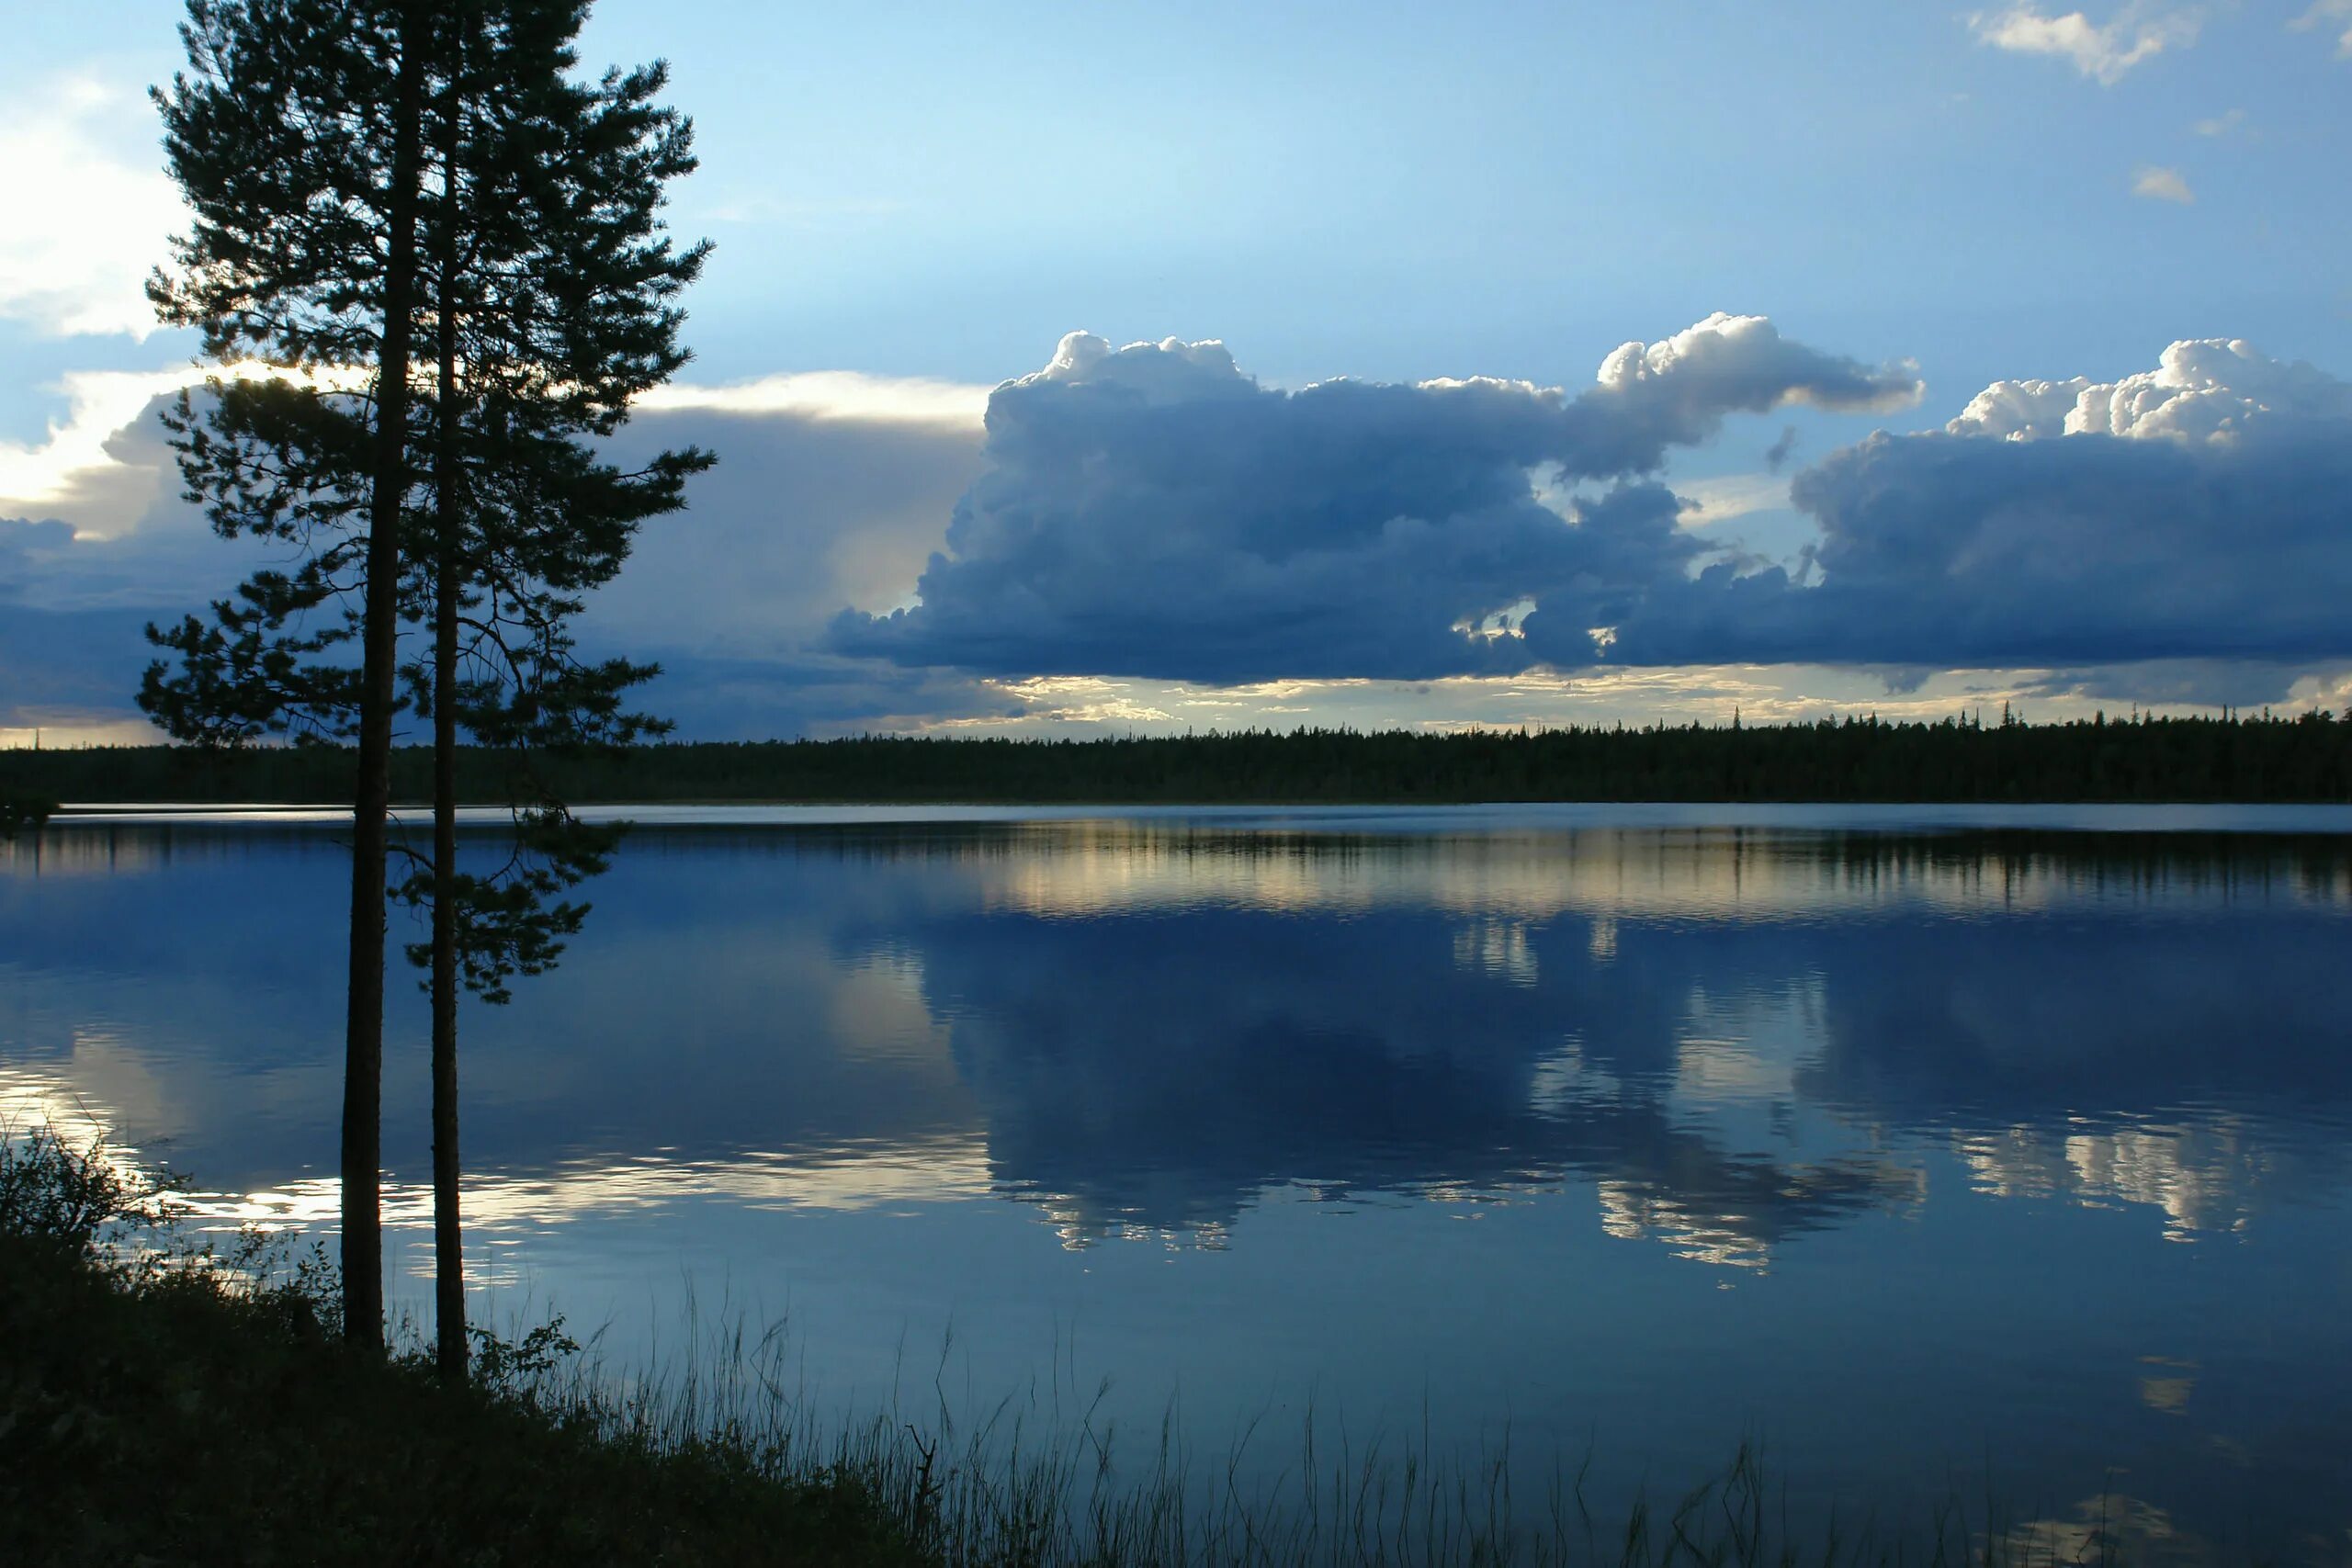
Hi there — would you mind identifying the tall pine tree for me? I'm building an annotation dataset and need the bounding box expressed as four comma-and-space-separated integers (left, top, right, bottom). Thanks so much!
144, 0, 707, 1359
151, 0, 428, 1348
402, 0, 707, 1379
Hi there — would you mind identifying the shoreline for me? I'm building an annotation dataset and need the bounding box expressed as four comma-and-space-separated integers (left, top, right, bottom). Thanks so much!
28, 798, 2352, 836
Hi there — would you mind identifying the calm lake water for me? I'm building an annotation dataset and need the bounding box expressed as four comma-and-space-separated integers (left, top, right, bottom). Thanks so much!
6, 806, 2350, 1560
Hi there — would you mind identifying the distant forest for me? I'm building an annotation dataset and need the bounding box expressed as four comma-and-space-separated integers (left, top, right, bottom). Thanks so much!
6, 709, 2352, 807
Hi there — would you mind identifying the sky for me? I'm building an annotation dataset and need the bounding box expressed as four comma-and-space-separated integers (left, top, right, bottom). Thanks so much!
5, 0, 2352, 745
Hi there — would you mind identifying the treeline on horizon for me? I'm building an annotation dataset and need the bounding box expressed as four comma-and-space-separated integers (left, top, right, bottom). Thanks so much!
6, 708, 2352, 807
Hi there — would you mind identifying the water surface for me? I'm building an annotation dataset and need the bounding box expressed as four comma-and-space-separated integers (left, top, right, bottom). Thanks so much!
5, 807, 2349, 1559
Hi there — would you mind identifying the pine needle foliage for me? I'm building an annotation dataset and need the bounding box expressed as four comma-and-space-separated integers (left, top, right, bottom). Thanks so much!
137, 0, 708, 1356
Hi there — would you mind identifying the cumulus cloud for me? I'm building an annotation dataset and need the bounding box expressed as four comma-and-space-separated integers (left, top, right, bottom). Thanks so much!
829, 320, 1919, 683
1945, 338, 2352, 441
2131, 165, 2194, 203
1599, 339, 2352, 674
0, 368, 198, 528
12, 327, 2346, 739
1598, 321, 1916, 410
0, 367, 390, 628
0, 75, 187, 338
593, 392, 984, 650
1969, 4, 2200, 83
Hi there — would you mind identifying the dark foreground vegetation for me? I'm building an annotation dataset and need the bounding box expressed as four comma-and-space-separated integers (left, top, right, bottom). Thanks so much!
0, 1128, 922, 1567
0, 1125, 2231, 1567
0, 793, 50, 838
7, 709, 2352, 808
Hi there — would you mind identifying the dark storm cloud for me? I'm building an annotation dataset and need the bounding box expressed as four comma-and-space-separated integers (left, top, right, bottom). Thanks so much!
0, 516, 77, 597
0, 603, 160, 727
2011, 660, 2334, 710
839, 331, 2352, 694
0, 507, 217, 728
1587, 409, 2352, 672
1552, 339, 2352, 677
17, 332, 2349, 736
828, 319, 1921, 682
638, 651, 1018, 739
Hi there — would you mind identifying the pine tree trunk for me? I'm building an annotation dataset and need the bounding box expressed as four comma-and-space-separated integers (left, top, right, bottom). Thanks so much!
430, 18, 469, 1386
430, 468, 463, 1383
343, 7, 427, 1354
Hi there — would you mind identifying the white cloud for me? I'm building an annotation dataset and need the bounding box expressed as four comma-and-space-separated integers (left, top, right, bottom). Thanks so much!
2190, 107, 2245, 136
0, 74, 187, 338
1011, 331, 1260, 406
2132, 164, 2195, 204
0, 364, 983, 542
2286, 666, 2352, 711
1944, 375, 2094, 441
0, 367, 195, 519
1945, 338, 2352, 443
950, 675, 1176, 728
2291, 0, 2352, 57
1671, 472, 1794, 527
1969, 5, 2199, 84
635, 370, 989, 427
861, 663, 2266, 739
0, 362, 367, 537
1592, 312, 1922, 414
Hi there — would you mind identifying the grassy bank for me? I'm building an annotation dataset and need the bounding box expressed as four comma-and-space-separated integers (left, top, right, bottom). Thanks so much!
5, 710, 2352, 807
0, 1128, 924, 1567
3, 1126, 2180, 1568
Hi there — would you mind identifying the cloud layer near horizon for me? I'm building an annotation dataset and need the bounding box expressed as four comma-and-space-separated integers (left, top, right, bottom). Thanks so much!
831, 328, 2352, 692
0, 369, 1009, 737
7, 329, 2352, 739
830, 316, 1922, 682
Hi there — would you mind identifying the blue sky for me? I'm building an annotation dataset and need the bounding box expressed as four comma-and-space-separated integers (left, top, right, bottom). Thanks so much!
5, 2, 2351, 742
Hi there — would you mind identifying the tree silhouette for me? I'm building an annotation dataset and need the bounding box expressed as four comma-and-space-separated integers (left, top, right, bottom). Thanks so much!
148, 0, 429, 1348
142, 0, 707, 1362
11, 711, 2352, 810
400, 1, 707, 1380
0, 795, 51, 842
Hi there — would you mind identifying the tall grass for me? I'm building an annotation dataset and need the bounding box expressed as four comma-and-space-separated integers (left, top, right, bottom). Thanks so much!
459, 1271, 2147, 1568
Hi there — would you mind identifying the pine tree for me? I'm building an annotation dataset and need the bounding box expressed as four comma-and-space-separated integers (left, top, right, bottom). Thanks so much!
143, 0, 707, 1362
149, 0, 429, 1348
399, 1, 707, 1378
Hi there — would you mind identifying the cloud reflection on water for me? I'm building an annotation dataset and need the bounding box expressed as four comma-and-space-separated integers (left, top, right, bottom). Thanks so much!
8, 816, 2351, 1560
6, 818, 2346, 1266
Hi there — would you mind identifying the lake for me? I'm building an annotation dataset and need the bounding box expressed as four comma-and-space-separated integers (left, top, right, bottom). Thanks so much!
5, 805, 2350, 1561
